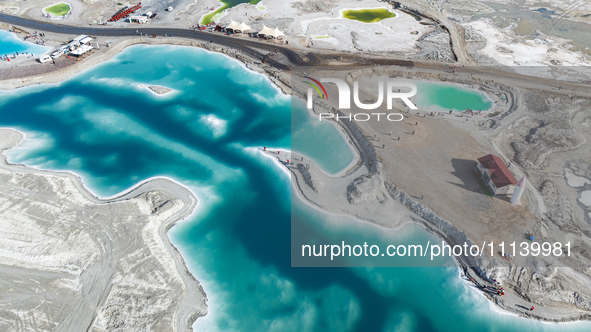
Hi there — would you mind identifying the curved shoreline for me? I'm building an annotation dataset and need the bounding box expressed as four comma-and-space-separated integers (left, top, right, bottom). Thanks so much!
0, 36, 589, 325
0, 127, 208, 331
0, 30, 51, 56
257, 68, 590, 323
0, 36, 265, 91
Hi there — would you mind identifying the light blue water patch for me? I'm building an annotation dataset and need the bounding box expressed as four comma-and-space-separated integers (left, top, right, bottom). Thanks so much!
0, 45, 589, 331
412, 81, 493, 112
291, 98, 354, 175
0, 30, 50, 56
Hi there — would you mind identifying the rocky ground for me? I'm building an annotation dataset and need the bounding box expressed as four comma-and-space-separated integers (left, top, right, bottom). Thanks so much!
0, 129, 207, 331
2, 0, 591, 66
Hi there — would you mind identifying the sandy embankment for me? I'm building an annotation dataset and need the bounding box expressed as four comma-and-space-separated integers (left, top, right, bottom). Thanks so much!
0, 128, 207, 331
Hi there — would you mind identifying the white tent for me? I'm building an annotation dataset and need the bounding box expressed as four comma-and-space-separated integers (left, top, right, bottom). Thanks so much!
70, 44, 93, 56
235, 21, 252, 33
271, 27, 285, 39
257, 26, 285, 39
258, 25, 274, 36
226, 19, 240, 30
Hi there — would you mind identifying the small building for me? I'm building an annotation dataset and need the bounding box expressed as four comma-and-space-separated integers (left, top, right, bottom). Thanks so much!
51, 45, 69, 58
476, 154, 517, 196
129, 16, 148, 24
68, 40, 80, 50
50, 50, 63, 59
70, 44, 94, 57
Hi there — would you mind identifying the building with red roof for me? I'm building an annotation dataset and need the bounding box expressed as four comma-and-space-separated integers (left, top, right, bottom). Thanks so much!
476, 154, 517, 196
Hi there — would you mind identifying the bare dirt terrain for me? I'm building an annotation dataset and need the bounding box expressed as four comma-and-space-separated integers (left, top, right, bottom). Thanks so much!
283, 64, 591, 321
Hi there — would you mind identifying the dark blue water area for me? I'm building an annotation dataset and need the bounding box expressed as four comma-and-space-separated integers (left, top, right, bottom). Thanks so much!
0, 45, 589, 331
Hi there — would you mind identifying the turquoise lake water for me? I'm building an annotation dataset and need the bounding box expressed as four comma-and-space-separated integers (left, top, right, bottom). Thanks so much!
0, 30, 49, 56
413, 81, 493, 112
0, 45, 590, 331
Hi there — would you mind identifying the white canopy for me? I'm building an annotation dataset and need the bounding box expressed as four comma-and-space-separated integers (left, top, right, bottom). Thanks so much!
70, 44, 93, 56
257, 26, 285, 38
226, 19, 240, 30
258, 25, 274, 36
72, 35, 88, 43
79, 36, 93, 44
235, 21, 252, 32
271, 27, 285, 38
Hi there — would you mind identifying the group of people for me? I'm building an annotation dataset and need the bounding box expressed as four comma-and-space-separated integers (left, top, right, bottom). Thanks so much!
23, 32, 45, 40
465, 109, 483, 116
22, 32, 46, 46
471, 277, 536, 312
262, 147, 301, 165
446, 64, 464, 74
1, 51, 34, 62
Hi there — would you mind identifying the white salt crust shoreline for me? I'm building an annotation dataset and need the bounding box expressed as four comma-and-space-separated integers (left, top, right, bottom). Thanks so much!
0, 37, 586, 326
0, 127, 208, 330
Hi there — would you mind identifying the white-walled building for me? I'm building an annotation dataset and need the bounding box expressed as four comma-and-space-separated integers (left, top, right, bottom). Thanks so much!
476, 154, 517, 196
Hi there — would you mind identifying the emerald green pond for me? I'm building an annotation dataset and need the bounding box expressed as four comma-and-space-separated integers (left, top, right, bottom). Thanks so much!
343, 8, 396, 23
202, 0, 260, 25
44, 3, 71, 16
413, 82, 493, 112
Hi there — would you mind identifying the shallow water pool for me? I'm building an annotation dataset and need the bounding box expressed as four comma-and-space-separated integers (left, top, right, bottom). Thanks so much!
0, 30, 50, 56
343, 8, 396, 23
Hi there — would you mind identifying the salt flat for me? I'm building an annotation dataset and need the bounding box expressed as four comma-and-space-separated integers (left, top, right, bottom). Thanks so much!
0, 128, 206, 331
